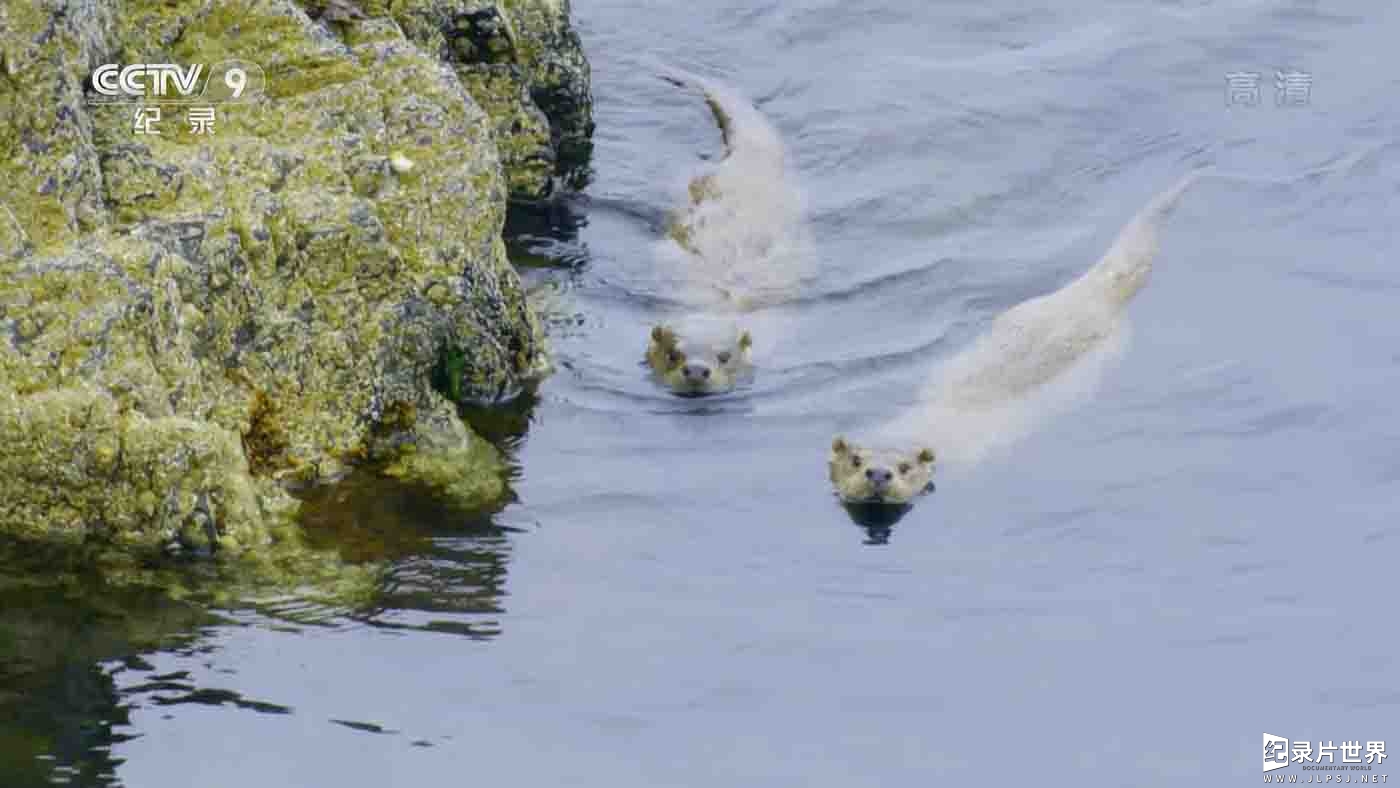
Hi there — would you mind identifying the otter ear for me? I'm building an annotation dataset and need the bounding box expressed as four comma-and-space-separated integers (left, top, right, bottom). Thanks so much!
737, 330, 752, 351
651, 325, 675, 347
916, 447, 936, 465
831, 436, 850, 456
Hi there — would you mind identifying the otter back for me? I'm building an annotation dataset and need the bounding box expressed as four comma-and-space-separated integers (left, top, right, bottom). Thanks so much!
873, 170, 1207, 465
660, 70, 811, 314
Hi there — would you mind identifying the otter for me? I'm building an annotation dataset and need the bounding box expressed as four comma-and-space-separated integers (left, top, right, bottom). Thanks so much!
829, 439, 937, 506
645, 68, 808, 396
829, 168, 1210, 505
646, 321, 753, 397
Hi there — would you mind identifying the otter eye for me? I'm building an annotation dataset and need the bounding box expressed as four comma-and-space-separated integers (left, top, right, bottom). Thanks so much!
898, 463, 911, 475
851, 456, 863, 469
716, 351, 731, 364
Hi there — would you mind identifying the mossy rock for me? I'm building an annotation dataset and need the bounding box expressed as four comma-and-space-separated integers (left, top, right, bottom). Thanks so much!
0, 0, 593, 587
386, 0, 595, 199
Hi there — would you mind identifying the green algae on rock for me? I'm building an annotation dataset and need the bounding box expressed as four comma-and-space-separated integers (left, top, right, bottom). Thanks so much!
386, 0, 595, 200
364, 395, 511, 509
0, 0, 592, 576
0, 381, 284, 552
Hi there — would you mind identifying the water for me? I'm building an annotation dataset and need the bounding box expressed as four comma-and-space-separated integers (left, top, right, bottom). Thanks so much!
5, 1, 1399, 784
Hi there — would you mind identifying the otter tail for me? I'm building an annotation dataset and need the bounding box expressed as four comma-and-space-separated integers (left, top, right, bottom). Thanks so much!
1140, 166, 1213, 222
1112, 166, 1212, 250
1090, 146, 1370, 290
658, 71, 737, 156
654, 64, 784, 164
1082, 166, 1210, 301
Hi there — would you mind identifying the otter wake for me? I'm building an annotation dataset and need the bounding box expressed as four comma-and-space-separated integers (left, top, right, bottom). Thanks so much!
653, 68, 812, 316
872, 169, 1208, 466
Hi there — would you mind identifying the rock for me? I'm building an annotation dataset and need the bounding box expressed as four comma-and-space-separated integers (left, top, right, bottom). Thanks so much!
367, 396, 509, 507
389, 0, 595, 200
309, 0, 369, 23
0, 0, 593, 573
0, 0, 114, 249
0, 380, 283, 553
500, 0, 595, 191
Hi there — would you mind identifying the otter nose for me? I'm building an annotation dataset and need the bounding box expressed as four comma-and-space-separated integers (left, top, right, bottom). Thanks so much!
682, 362, 712, 381
865, 467, 894, 486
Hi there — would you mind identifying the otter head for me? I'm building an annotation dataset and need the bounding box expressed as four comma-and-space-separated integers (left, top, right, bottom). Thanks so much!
828, 437, 936, 506
646, 323, 753, 397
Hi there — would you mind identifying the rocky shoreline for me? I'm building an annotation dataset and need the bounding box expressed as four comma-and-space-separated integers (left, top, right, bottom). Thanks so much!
0, 0, 592, 576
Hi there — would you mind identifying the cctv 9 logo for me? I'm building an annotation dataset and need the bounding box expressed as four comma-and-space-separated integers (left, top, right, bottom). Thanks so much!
88, 59, 266, 103
202, 60, 266, 103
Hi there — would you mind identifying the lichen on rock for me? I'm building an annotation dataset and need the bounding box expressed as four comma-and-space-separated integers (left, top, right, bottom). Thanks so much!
0, 380, 285, 553
0, 0, 593, 586
386, 0, 595, 200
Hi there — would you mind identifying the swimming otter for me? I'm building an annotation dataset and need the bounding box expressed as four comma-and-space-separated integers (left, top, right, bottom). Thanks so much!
645, 68, 808, 396
829, 168, 1209, 505
646, 322, 753, 397
828, 439, 936, 505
